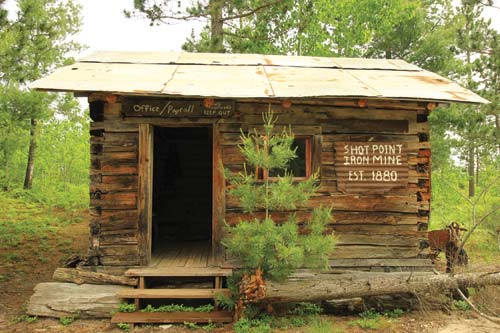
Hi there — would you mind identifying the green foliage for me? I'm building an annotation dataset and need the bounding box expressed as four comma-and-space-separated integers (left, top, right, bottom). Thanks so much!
215, 291, 235, 311
0, 97, 89, 208
183, 321, 199, 330
0, 0, 85, 200
224, 111, 336, 281
118, 303, 136, 313
452, 300, 471, 311
201, 322, 217, 331
359, 310, 381, 320
349, 310, 382, 330
59, 316, 75, 325
289, 302, 323, 316
233, 317, 272, 333
308, 318, 344, 333
384, 308, 404, 318
12, 315, 37, 323
116, 323, 130, 332
141, 303, 214, 313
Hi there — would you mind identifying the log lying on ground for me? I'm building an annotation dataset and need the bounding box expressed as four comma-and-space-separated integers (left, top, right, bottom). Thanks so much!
27, 282, 131, 318
53, 268, 137, 286
250, 270, 500, 303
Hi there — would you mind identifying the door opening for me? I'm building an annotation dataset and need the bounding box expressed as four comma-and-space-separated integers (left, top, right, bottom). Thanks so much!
151, 127, 213, 260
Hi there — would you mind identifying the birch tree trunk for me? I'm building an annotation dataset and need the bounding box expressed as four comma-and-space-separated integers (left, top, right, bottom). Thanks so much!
23, 118, 38, 189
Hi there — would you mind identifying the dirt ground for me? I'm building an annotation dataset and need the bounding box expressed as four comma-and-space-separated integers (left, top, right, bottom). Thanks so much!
0, 209, 499, 332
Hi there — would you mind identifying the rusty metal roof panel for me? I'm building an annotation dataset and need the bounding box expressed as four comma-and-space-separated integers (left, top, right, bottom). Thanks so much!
31, 62, 178, 93
177, 52, 265, 66
332, 58, 420, 71
350, 69, 487, 104
30, 51, 489, 104
162, 65, 273, 97
266, 66, 381, 97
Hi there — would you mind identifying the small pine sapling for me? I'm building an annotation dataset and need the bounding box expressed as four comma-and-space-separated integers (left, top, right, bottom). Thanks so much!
223, 108, 336, 281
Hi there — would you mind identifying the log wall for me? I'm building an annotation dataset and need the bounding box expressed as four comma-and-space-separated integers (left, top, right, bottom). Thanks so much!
88, 95, 432, 269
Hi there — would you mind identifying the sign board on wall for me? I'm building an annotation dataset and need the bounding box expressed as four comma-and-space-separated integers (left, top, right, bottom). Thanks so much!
334, 142, 408, 193
122, 98, 235, 118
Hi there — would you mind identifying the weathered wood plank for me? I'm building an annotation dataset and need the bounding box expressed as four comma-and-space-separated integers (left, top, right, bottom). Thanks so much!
91, 192, 137, 210
111, 311, 233, 324
138, 124, 154, 265
125, 267, 233, 277
329, 258, 433, 268
226, 210, 418, 226
117, 288, 231, 299
331, 245, 422, 259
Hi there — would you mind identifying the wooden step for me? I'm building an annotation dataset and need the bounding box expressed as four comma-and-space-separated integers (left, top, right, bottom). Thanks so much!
111, 311, 233, 324
125, 267, 232, 277
118, 288, 231, 299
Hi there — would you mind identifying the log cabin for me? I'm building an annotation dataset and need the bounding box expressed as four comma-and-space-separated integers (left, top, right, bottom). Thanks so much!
30, 51, 487, 323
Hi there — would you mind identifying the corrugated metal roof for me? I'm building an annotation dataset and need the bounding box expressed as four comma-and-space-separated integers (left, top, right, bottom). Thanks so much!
31, 51, 488, 104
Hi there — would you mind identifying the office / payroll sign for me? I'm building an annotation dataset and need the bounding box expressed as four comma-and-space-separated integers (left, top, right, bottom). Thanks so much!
335, 142, 408, 193
122, 98, 234, 118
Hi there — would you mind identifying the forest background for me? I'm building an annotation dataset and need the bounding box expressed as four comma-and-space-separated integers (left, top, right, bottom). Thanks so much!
0, 0, 499, 262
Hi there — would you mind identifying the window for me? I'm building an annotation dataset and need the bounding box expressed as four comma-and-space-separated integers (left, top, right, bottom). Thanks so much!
260, 136, 312, 179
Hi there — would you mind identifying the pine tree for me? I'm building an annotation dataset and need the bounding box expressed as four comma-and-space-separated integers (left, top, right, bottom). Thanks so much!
223, 109, 336, 281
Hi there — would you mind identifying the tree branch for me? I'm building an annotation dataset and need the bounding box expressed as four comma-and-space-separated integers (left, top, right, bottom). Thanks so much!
223, 0, 285, 21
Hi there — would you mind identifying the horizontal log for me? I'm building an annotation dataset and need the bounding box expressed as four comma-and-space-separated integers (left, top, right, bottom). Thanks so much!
27, 282, 130, 318
234, 99, 425, 111
256, 270, 500, 303
331, 224, 421, 234
226, 194, 422, 213
99, 229, 137, 246
329, 258, 433, 268
92, 210, 139, 231
77, 265, 139, 276
91, 192, 137, 210
331, 245, 422, 259
90, 121, 138, 132
335, 233, 421, 247
52, 268, 137, 286
100, 244, 139, 257
322, 119, 409, 134
91, 158, 137, 174
99, 255, 141, 266
91, 175, 138, 192
225, 210, 419, 226
94, 151, 137, 160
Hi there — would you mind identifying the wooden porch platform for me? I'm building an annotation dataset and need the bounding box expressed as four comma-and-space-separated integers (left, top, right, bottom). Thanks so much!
150, 241, 214, 268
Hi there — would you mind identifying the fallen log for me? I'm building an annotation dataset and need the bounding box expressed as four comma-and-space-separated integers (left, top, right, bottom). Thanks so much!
249, 270, 500, 303
53, 268, 137, 286
27, 282, 131, 318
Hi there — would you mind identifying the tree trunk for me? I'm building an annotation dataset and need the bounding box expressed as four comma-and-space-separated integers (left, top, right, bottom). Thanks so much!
468, 142, 475, 197
209, 0, 224, 53
23, 118, 38, 189
245, 270, 500, 303
495, 114, 500, 155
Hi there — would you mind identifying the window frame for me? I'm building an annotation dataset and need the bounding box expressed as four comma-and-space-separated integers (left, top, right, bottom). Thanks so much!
259, 135, 313, 181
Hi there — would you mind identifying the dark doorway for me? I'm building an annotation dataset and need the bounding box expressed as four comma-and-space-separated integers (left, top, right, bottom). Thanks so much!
152, 127, 212, 255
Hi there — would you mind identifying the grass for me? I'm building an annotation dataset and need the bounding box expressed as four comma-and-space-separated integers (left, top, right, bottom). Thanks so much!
0, 192, 88, 316
59, 316, 75, 325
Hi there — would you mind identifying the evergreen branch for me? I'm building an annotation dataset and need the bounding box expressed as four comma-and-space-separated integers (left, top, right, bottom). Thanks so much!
222, 0, 285, 21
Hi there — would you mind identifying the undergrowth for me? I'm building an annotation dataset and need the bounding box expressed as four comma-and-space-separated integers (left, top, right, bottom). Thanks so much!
140, 304, 214, 313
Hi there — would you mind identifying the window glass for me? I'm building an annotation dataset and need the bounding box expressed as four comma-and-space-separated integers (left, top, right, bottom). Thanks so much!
268, 137, 310, 178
